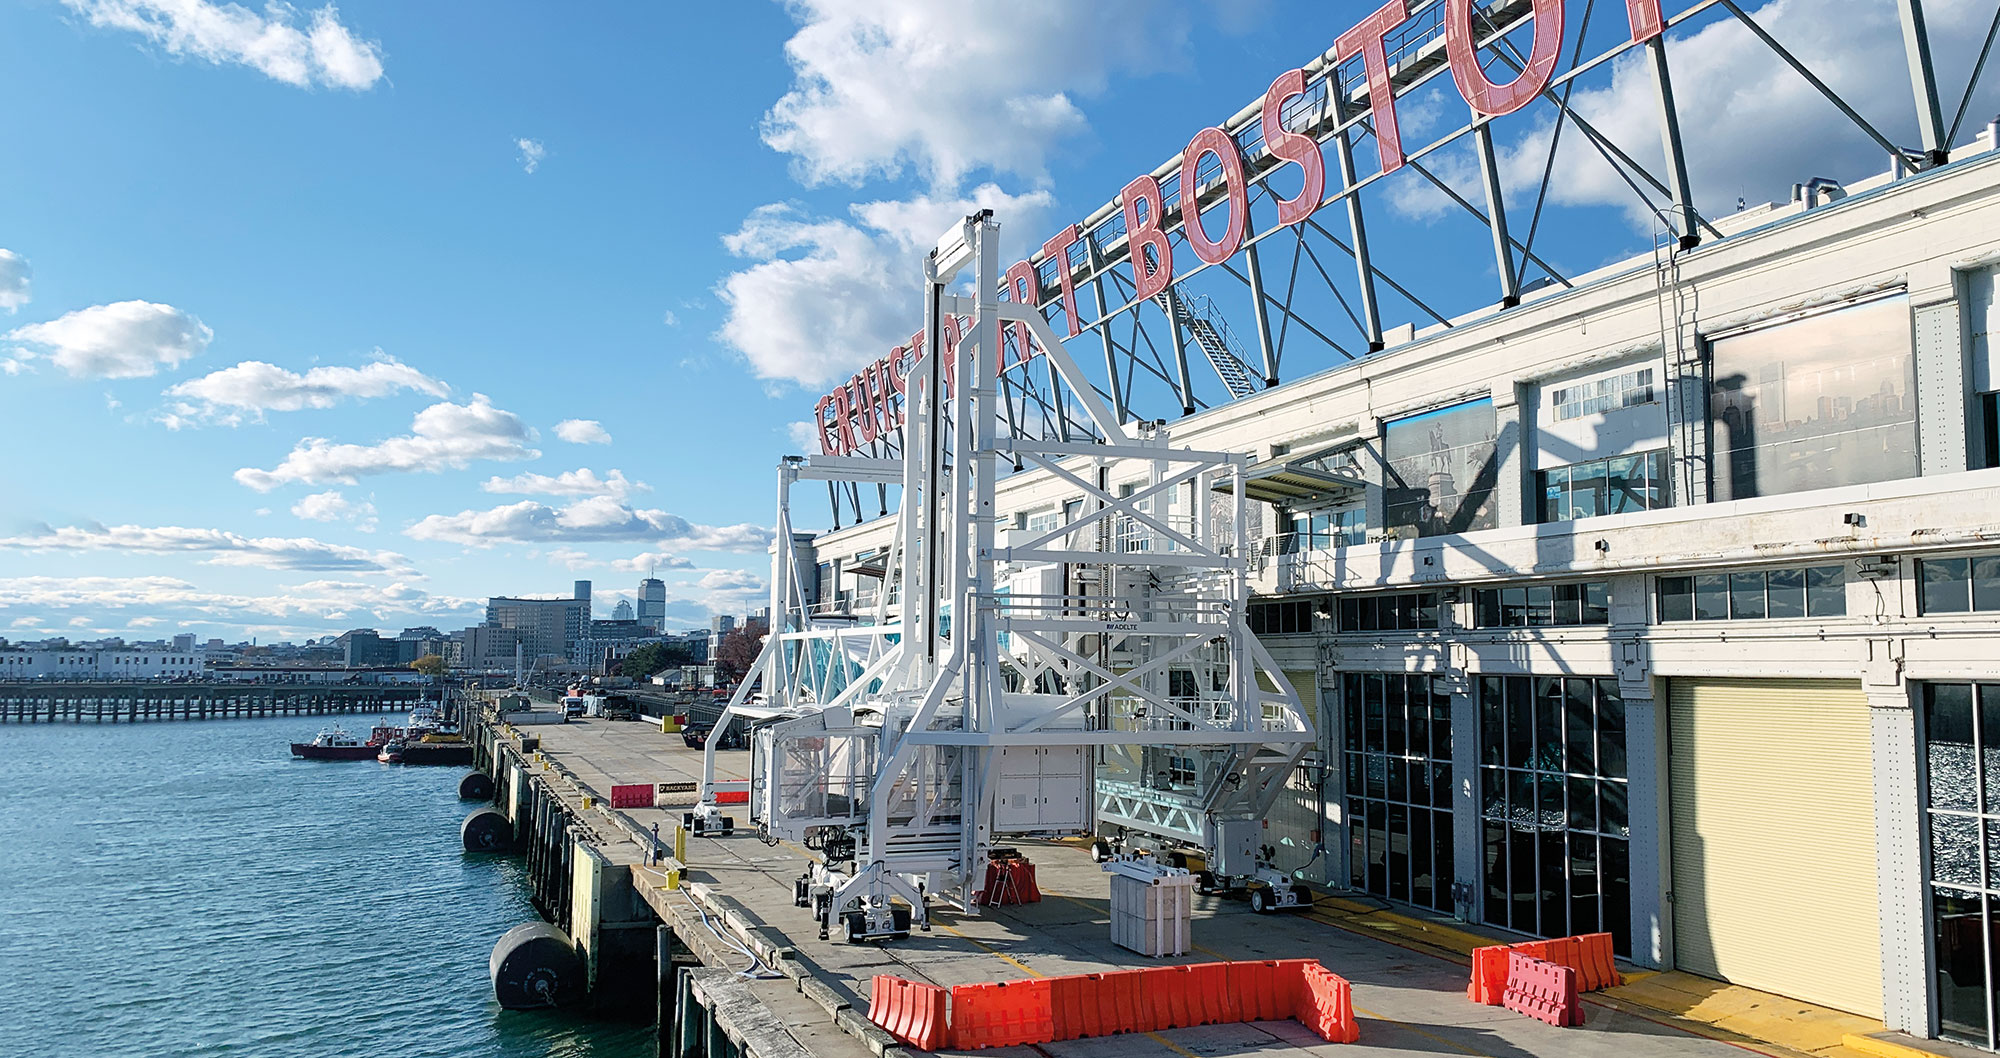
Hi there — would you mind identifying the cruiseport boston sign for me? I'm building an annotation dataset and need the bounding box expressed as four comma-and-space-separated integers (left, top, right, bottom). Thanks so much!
810, 0, 1672, 457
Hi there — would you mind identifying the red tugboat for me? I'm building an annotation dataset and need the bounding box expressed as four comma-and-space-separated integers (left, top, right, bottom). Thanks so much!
290, 726, 377, 760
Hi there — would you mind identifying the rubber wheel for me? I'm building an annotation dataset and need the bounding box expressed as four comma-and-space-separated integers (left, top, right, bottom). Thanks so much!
844, 911, 866, 944
1089, 839, 1112, 863
1168, 851, 1188, 869
794, 878, 810, 908
1291, 885, 1312, 909
1250, 887, 1272, 914
891, 905, 912, 935
1195, 871, 1217, 894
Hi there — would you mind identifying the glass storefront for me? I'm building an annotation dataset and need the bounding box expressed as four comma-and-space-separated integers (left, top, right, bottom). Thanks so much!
1342, 672, 1454, 913
1923, 682, 2000, 1049
1478, 675, 1632, 955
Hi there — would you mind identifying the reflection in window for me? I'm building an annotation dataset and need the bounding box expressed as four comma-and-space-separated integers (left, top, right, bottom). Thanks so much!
1344, 672, 1454, 912
1475, 583, 1610, 628
1540, 450, 1672, 522
1478, 675, 1630, 955
1708, 295, 1918, 501
1657, 565, 1845, 622
1290, 507, 1366, 551
1337, 592, 1442, 632
1922, 682, 2000, 1049
1385, 400, 1499, 538
1919, 556, 2000, 615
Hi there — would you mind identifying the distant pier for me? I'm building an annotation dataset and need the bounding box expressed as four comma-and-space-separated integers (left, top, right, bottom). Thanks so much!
0, 681, 429, 723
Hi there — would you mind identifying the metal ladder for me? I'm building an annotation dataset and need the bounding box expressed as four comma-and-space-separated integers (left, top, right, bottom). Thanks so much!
1155, 290, 1262, 400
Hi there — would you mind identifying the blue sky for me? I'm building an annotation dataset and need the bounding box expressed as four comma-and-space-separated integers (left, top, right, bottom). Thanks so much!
0, 0, 1991, 643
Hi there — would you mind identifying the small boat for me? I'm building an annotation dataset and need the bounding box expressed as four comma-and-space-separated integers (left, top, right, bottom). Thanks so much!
377, 740, 406, 764
291, 727, 377, 761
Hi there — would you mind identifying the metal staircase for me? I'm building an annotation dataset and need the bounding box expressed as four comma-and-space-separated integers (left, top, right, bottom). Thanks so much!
1155, 289, 1263, 400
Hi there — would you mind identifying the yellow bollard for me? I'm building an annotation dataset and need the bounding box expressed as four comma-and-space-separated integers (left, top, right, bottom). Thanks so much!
674, 824, 687, 864
582, 796, 594, 809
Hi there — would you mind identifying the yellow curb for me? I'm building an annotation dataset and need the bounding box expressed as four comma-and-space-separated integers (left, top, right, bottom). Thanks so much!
1842, 1033, 1957, 1058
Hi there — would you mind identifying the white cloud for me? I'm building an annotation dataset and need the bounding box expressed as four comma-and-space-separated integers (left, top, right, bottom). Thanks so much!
6, 300, 210, 379
553, 418, 612, 445
126, 616, 164, 627
517, 137, 546, 174
0, 523, 413, 574
696, 569, 769, 613
290, 490, 377, 531
481, 467, 645, 500
63, 1, 384, 89
786, 420, 823, 451
1395, 0, 2000, 230
763, 1, 1207, 189
405, 496, 773, 551
716, 184, 1055, 388
0, 575, 479, 634
609, 549, 697, 574
0, 250, 29, 314
160, 355, 448, 427
233, 393, 539, 491
661, 309, 680, 328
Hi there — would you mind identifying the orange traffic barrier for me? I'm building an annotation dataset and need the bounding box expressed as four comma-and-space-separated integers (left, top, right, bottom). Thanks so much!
1469, 933, 1622, 1004
1174, 962, 1239, 1026
1502, 952, 1585, 1028
868, 975, 949, 1051
1050, 972, 1107, 1039
1574, 932, 1623, 992
1098, 969, 1149, 1034
950, 978, 1055, 1049
1296, 962, 1362, 1044
1468, 944, 1511, 1004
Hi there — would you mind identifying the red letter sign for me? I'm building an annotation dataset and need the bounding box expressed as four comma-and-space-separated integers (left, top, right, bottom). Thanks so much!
1334, 0, 1413, 174
1040, 226, 1085, 337
1263, 68, 1326, 227
1625, 0, 1663, 42
813, 393, 838, 455
1181, 128, 1248, 265
1002, 259, 1039, 370
1446, 0, 1564, 117
1122, 174, 1173, 300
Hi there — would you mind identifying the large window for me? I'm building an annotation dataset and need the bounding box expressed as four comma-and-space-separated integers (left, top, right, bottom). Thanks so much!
1550, 368, 1656, 421
1478, 675, 1630, 955
1656, 564, 1845, 622
1248, 597, 1320, 636
1539, 450, 1672, 522
1474, 583, 1609, 628
1343, 672, 1454, 913
1385, 400, 1499, 538
1922, 683, 2000, 1049
1708, 294, 1918, 501
1920, 555, 2000, 615
1336, 592, 1441, 632
1291, 507, 1366, 550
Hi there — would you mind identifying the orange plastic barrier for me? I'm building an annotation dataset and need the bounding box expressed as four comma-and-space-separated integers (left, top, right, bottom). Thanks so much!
881, 959, 1361, 1050
1469, 932, 1622, 1004
868, 975, 949, 1051
1297, 962, 1362, 1043
950, 978, 1055, 1049
609, 784, 653, 809
1502, 952, 1584, 1027
979, 859, 1042, 905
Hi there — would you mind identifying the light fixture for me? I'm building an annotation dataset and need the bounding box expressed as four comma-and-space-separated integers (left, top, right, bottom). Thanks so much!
1593, 539, 1610, 553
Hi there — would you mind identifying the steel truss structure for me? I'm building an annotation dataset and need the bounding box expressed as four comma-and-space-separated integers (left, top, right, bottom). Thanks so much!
702, 215, 1314, 941
812, 0, 2000, 528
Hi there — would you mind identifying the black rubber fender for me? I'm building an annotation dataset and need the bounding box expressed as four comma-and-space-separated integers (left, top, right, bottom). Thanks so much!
489, 922, 582, 1009
461, 806, 513, 852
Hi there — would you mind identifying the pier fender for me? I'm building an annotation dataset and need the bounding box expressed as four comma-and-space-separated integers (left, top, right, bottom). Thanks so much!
461, 806, 513, 852
489, 921, 583, 1010
458, 771, 497, 801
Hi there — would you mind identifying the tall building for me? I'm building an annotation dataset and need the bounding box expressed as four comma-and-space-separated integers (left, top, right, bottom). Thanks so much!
637, 576, 667, 633
611, 599, 635, 621
707, 614, 736, 662
485, 591, 590, 666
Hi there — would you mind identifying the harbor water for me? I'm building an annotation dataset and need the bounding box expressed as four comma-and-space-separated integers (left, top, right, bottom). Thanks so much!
0, 715, 648, 1057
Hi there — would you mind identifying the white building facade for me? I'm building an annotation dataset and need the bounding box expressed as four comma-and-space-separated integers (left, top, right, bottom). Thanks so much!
0, 650, 206, 680
799, 148, 2000, 1044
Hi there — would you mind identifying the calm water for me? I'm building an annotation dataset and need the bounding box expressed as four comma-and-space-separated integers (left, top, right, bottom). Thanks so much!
0, 715, 649, 1057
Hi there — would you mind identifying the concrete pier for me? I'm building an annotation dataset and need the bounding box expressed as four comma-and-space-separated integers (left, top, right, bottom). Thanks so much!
468, 708, 1898, 1058
0, 680, 429, 723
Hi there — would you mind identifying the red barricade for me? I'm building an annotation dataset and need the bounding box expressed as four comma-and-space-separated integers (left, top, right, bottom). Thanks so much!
1502, 952, 1585, 1028
1097, 969, 1149, 1034
979, 859, 1042, 905
1467, 945, 1511, 1004
1574, 932, 1623, 992
1050, 973, 1107, 1039
1227, 959, 1295, 1022
609, 783, 653, 809
950, 978, 1056, 1049
1173, 962, 1238, 1026
1295, 962, 1362, 1044
868, 975, 950, 1051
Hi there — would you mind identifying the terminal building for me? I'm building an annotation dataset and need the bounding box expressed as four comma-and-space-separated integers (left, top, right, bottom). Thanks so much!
796, 138, 2000, 1043
0, 649, 206, 680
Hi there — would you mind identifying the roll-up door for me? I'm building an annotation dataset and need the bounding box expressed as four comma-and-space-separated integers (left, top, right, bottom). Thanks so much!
1668, 678, 1881, 1017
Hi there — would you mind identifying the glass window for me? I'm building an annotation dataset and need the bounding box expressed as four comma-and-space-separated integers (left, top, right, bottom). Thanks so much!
1728, 572, 1767, 620
1694, 575, 1728, 620
1709, 295, 1918, 501
1474, 583, 1609, 628
1337, 592, 1441, 632
1806, 565, 1847, 617
1538, 448, 1673, 524
1345, 673, 1454, 913
1657, 577, 1693, 623
1924, 558, 1974, 615
1922, 683, 2000, 1050
1385, 400, 1499, 538
1478, 675, 1630, 956
1766, 567, 1806, 619
1660, 565, 1844, 621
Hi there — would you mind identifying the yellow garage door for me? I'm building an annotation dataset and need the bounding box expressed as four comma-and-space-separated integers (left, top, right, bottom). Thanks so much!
1669, 678, 1882, 1017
